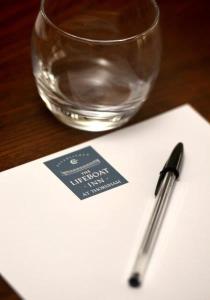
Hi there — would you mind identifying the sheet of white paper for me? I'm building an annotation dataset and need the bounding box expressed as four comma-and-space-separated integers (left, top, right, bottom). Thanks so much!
1, 105, 210, 300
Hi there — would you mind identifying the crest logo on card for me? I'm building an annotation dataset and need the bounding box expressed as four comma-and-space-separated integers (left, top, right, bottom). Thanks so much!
44, 146, 128, 200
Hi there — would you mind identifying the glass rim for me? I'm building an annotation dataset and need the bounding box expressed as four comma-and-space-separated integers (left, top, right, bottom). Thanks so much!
40, 0, 160, 44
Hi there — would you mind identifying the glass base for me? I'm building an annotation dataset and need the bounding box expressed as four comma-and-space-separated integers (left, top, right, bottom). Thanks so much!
43, 98, 140, 132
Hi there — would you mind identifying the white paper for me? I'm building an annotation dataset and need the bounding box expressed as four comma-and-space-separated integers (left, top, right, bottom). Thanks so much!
1, 104, 210, 300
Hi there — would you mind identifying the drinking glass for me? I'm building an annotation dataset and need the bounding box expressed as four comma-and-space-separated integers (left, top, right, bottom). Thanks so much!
31, 0, 161, 131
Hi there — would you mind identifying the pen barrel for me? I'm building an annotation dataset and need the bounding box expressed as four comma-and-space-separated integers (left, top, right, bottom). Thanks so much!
130, 172, 176, 283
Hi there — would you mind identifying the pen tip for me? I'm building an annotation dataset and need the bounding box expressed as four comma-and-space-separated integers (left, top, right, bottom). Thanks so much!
128, 273, 142, 288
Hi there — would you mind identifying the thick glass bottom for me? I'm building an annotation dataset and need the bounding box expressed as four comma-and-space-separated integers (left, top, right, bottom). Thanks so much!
43, 98, 140, 132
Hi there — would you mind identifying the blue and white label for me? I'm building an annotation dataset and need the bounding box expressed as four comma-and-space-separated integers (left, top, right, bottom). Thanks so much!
44, 146, 128, 200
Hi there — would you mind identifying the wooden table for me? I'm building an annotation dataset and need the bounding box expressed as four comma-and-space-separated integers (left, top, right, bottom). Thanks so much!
1, 0, 210, 298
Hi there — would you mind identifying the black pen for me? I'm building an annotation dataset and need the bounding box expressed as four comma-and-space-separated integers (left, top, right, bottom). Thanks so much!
128, 143, 184, 287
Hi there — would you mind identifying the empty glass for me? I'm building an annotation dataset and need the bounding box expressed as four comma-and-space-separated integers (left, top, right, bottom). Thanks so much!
31, 0, 161, 131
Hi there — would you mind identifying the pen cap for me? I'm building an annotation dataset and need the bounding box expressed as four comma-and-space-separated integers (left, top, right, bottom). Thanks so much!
163, 142, 184, 177
155, 143, 184, 196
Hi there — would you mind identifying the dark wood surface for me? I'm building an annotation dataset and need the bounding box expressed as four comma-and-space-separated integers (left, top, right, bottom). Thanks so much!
1, 0, 210, 298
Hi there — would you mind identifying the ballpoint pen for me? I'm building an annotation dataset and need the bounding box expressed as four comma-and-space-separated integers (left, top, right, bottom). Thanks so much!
128, 142, 184, 287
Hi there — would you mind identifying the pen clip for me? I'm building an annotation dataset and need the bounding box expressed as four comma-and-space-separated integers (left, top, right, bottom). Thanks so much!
154, 166, 167, 196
